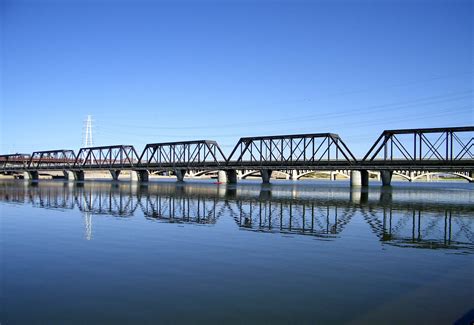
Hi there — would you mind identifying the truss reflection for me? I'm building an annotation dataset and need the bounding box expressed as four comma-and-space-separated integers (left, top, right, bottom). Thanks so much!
0, 181, 472, 252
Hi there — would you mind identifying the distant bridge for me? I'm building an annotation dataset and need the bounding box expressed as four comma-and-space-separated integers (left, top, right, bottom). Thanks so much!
1, 126, 473, 186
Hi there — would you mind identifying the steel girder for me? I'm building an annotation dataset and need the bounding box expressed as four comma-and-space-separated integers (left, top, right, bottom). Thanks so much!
138, 140, 227, 169
362, 126, 474, 168
75, 145, 139, 169
226, 133, 356, 168
0, 154, 31, 170
29, 150, 77, 169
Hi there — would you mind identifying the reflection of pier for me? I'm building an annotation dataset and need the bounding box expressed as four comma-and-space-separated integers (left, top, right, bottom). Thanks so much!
0, 182, 472, 252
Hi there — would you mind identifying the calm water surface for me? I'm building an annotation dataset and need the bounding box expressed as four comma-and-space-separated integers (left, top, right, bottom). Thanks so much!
1, 180, 473, 324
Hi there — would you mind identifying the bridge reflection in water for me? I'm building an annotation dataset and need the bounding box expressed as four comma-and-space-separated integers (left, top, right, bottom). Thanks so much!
0, 181, 472, 252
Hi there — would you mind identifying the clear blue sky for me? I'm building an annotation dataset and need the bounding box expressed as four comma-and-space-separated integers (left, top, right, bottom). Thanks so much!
1, 0, 472, 157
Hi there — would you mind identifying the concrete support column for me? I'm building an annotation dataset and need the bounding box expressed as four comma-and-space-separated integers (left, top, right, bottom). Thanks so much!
380, 170, 393, 186
23, 171, 38, 180
409, 171, 415, 182
261, 169, 272, 184
426, 173, 431, 182
130, 170, 149, 182
74, 171, 85, 181
291, 170, 298, 181
226, 170, 237, 184
330, 171, 336, 181
350, 170, 369, 187
217, 170, 227, 183
64, 171, 84, 181
64, 171, 75, 181
175, 169, 186, 182
237, 170, 243, 180
110, 170, 121, 180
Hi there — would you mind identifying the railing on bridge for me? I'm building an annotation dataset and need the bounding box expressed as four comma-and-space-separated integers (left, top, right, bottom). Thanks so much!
226, 133, 356, 168
362, 126, 474, 167
0, 154, 31, 170
138, 140, 227, 169
75, 145, 139, 169
29, 150, 77, 169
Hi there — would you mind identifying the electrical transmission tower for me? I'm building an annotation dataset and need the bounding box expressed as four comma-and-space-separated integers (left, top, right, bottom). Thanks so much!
82, 115, 94, 147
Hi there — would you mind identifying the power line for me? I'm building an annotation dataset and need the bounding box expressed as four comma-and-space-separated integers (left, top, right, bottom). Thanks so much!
100, 90, 472, 131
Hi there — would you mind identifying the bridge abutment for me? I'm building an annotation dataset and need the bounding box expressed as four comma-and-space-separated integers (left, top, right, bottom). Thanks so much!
261, 170, 272, 183
380, 170, 393, 186
350, 170, 368, 187
130, 170, 148, 182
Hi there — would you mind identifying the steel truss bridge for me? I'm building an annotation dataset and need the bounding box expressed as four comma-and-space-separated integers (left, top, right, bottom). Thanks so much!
1, 126, 473, 185
0, 183, 472, 251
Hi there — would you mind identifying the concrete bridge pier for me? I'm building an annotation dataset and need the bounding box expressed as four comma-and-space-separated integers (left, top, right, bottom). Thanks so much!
64, 171, 75, 180
23, 171, 38, 180
261, 170, 272, 184
218, 170, 238, 184
226, 170, 237, 184
75, 171, 85, 181
175, 169, 186, 182
291, 170, 298, 180
218, 171, 227, 183
110, 170, 121, 180
64, 170, 84, 181
130, 170, 148, 182
380, 170, 393, 186
470, 171, 474, 182
350, 170, 368, 187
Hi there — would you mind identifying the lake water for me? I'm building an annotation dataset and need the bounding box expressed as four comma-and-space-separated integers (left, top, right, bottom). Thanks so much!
1, 180, 473, 324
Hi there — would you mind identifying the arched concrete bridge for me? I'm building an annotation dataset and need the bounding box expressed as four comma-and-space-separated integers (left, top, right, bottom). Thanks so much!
1, 126, 472, 186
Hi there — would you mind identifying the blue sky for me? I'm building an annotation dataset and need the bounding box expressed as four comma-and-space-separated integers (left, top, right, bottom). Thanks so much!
1, 0, 472, 157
